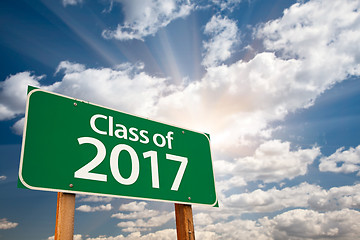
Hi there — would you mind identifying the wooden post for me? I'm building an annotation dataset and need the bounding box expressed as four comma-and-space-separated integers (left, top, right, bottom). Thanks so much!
174, 203, 195, 240
55, 192, 76, 240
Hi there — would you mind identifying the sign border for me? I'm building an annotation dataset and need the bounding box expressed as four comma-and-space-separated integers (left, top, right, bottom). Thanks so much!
18, 87, 218, 207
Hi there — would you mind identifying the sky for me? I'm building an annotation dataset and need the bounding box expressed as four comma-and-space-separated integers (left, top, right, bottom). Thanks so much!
1, 0, 360, 239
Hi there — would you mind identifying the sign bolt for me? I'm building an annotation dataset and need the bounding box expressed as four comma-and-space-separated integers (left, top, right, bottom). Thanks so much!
69, 184, 74, 188
74, 102, 77, 106
188, 197, 191, 200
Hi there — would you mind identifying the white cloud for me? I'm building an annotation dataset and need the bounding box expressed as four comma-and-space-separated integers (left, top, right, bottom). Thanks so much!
76, 203, 112, 212
117, 212, 174, 232
62, 0, 83, 7
216, 140, 320, 185
193, 212, 214, 226
102, 0, 193, 41
11, 117, 25, 135
55, 61, 86, 75
308, 184, 360, 211
86, 229, 176, 240
222, 182, 360, 213
0, 218, 18, 229
257, 0, 360, 78
0, 72, 42, 120
202, 15, 239, 67
112, 209, 159, 220
118, 201, 147, 212
197, 208, 360, 240
319, 145, 360, 175
77, 195, 113, 203
267, 209, 360, 240
0, 175, 6, 181
113, 201, 173, 233
211, 0, 243, 11
224, 182, 320, 212
199, 218, 269, 240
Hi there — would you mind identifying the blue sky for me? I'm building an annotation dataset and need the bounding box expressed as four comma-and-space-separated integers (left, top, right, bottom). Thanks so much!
1, 0, 360, 239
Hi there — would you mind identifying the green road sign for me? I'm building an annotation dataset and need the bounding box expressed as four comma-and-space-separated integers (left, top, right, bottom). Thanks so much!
18, 88, 217, 206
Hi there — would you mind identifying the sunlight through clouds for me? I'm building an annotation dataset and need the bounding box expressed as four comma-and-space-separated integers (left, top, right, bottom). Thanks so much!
1, 0, 360, 239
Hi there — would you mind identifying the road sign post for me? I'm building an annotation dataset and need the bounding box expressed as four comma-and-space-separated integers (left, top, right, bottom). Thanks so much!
55, 192, 75, 240
175, 203, 195, 240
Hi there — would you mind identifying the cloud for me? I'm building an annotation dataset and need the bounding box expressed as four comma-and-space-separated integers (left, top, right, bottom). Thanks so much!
102, 0, 193, 41
55, 61, 86, 75
211, 0, 243, 11
1, 61, 169, 135
77, 195, 113, 203
11, 117, 25, 135
113, 201, 173, 233
117, 212, 174, 232
62, 0, 83, 7
267, 209, 360, 240
223, 182, 360, 213
118, 201, 147, 212
202, 15, 239, 67
0, 72, 42, 121
307, 183, 360, 211
0, 218, 18, 229
215, 140, 320, 185
76, 203, 112, 212
197, 208, 360, 240
256, 0, 360, 78
85, 229, 176, 240
0, 175, 6, 181
112, 209, 159, 220
319, 145, 360, 175
224, 182, 319, 212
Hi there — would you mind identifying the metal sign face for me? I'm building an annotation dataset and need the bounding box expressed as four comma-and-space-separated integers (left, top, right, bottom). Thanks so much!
19, 88, 217, 206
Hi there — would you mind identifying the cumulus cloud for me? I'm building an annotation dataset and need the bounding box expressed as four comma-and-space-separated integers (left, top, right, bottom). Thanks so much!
0, 218, 18, 229
202, 15, 239, 67
215, 140, 320, 185
117, 212, 173, 232
197, 208, 360, 240
76, 204, 112, 212
267, 209, 360, 240
102, 0, 193, 41
0, 72, 41, 121
118, 201, 147, 212
319, 145, 360, 175
224, 182, 319, 212
223, 182, 360, 212
257, 0, 360, 78
0, 61, 169, 135
112, 201, 174, 233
